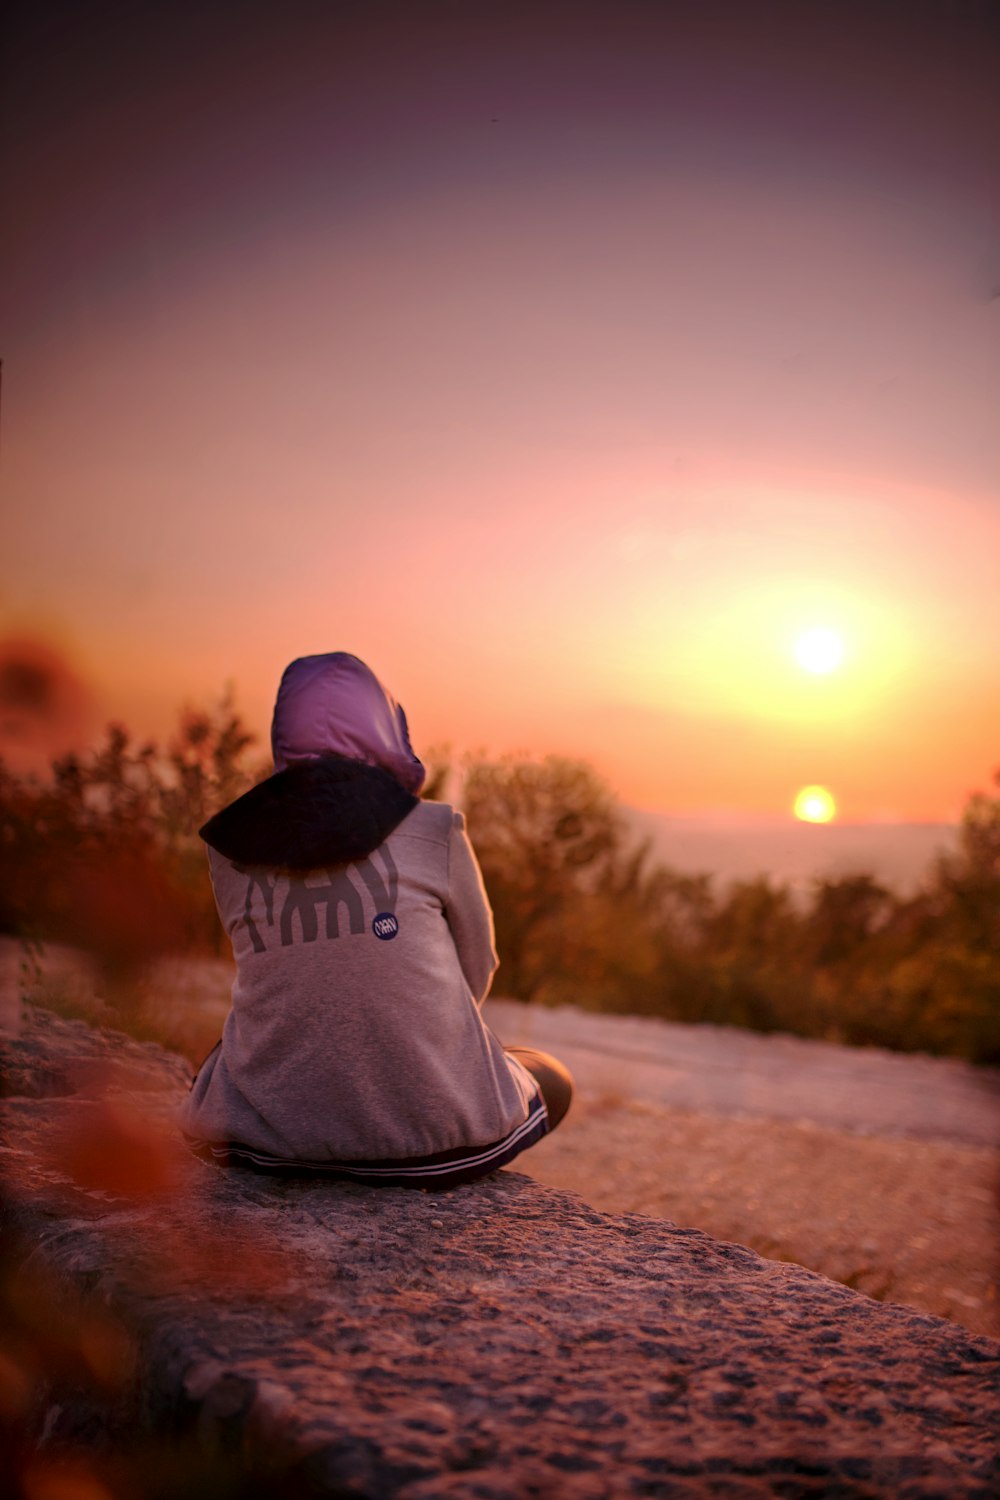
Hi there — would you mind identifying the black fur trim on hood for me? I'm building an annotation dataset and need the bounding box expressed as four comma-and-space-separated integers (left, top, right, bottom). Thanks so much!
199, 754, 419, 871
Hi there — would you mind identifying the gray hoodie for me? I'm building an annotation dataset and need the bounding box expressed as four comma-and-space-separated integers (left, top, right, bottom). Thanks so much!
178, 655, 536, 1161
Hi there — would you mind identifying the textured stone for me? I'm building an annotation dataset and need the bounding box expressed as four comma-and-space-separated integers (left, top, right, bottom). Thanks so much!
2, 1006, 998, 1498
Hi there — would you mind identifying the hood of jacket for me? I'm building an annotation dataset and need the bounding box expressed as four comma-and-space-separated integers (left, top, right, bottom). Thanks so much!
199, 753, 419, 871
270, 652, 425, 794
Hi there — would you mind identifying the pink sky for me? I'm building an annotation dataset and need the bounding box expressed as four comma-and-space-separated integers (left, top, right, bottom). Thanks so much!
2, 2, 998, 820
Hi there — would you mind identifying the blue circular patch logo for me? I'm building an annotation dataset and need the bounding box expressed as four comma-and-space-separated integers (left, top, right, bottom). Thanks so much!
372, 912, 399, 941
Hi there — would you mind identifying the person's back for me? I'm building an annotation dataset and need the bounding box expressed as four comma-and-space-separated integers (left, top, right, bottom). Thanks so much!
178, 653, 572, 1187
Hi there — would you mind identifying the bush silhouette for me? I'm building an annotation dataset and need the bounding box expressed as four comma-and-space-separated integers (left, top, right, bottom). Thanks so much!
0, 699, 261, 997
3, 708, 998, 1063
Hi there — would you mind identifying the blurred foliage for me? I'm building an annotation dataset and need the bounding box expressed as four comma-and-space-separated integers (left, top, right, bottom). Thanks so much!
2, 705, 998, 1063
460, 754, 1000, 1066
461, 756, 625, 1004
0, 1224, 315, 1499
0, 696, 263, 1001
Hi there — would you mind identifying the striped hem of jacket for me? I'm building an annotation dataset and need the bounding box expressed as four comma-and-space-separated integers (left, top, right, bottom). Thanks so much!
183, 1093, 550, 1188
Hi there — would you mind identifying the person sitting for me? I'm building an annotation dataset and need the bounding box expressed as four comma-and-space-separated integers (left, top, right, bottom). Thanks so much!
178, 651, 572, 1188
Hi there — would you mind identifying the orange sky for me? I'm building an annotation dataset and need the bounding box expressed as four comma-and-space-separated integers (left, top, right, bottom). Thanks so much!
2, 2, 998, 821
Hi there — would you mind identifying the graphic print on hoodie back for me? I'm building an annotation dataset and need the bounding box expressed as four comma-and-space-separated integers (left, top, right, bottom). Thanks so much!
236, 843, 398, 953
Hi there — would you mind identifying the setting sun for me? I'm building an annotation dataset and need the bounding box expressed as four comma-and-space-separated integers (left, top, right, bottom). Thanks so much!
794, 786, 837, 823
794, 628, 844, 675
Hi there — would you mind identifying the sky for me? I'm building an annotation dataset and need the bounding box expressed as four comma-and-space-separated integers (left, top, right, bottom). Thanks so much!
2, 0, 998, 822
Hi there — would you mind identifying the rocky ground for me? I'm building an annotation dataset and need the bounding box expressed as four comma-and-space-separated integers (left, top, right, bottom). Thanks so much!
4, 943, 999, 1340
513, 1095, 999, 1338
484, 1000, 1000, 1342
2, 1004, 998, 1499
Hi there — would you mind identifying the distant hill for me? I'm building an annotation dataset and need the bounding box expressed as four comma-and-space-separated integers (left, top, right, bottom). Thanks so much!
627, 810, 957, 895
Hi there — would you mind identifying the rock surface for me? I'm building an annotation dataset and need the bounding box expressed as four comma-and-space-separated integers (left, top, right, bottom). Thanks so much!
2, 1007, 998, 1498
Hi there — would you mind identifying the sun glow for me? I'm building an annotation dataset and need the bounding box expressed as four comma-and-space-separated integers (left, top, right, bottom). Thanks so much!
612, 562, 912, 737
794, 785, 837, 823
794, 628, 844, 675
